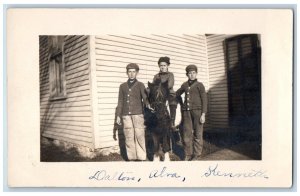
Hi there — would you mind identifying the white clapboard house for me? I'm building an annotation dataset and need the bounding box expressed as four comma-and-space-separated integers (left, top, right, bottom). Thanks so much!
40, 34, 261, 150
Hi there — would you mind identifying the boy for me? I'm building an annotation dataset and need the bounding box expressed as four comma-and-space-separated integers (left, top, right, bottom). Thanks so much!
152, 57, 177, 129
116, 63, 151, 161
176, 64, 208, 161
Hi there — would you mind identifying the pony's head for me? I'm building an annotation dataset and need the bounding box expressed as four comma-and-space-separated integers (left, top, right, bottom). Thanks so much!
147, 80, 169, 104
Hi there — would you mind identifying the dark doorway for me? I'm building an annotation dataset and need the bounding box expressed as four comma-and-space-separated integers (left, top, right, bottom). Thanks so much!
225, 34, 261, 137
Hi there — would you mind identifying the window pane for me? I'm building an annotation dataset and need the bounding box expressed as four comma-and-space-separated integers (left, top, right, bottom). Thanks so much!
55, 60, 60, 96
49, 60, 57, 97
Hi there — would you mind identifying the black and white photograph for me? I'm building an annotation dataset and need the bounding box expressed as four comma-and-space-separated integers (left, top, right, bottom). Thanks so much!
39, 34, 262, 162
7, 8, 293, 188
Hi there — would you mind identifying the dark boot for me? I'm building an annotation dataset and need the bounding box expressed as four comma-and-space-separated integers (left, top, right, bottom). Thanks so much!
173, 130, 183, 146
169, 105, 177, 129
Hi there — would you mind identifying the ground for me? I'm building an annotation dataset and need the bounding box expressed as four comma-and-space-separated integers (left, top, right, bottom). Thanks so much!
41, 129, 261, 162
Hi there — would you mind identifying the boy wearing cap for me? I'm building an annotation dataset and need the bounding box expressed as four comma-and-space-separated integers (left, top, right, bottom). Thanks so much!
152, 57, 178, 129
176, 64, 208, 161
116, 63, 151, 161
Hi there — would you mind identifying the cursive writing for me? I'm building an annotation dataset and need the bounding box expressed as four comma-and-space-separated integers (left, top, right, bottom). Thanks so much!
202, 164, 268, 179
89, 170, 141, 182
149, 166, 186, 182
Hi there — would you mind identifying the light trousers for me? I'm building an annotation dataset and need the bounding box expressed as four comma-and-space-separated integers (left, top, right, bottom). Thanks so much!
122, 114, 147, 160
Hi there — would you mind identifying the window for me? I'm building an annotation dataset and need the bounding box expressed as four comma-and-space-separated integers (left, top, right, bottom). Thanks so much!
48, 36, 67, 100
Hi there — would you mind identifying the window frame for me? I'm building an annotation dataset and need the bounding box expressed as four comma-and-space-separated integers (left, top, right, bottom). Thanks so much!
48, 36, 67, 101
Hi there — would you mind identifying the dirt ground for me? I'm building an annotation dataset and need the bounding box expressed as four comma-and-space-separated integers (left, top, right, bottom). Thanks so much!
41, 130, 261, 162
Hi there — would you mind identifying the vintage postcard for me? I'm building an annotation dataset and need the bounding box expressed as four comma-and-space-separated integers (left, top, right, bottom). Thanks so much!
7, 8, 293, 188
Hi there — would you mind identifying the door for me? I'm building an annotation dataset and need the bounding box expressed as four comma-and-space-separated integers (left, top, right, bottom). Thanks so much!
225, 34, 261, 131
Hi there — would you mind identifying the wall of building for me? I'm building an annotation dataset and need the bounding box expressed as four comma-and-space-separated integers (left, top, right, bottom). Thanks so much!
40, 35, 94, 148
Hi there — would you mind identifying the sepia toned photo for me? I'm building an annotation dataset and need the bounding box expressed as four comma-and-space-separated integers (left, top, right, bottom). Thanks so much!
7, 9, 293, 188
40, 34, 262, 162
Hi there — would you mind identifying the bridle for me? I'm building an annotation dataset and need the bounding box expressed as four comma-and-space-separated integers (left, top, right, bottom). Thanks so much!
149, 84, 169, 118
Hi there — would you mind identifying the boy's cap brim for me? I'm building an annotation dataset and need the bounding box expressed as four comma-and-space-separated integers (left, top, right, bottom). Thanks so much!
126, 63, 139, 70
186, 64, 198, 72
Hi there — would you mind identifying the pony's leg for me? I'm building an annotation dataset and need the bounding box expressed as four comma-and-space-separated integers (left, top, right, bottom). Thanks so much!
162, 132, 171, 162
153, 154, 160, 162
164, 152, 170, 162
152, 133, 160, 161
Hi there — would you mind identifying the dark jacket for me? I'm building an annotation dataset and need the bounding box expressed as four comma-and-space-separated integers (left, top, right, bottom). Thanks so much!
153, 72, 175, 91
176, 80, 208, 113
116, 80, 149, 117
153, 72, 177, 106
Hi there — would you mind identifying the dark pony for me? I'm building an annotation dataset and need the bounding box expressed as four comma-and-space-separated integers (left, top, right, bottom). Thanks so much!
145, 80, 172, 161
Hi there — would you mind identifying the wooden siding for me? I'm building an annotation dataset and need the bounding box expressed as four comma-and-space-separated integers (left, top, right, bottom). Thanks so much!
95, 34, 209, 148
40, 35, 93, 148
206, 34, 235, 128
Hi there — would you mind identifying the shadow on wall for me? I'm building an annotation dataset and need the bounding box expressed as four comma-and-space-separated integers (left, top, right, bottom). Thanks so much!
113, 109, 128, 161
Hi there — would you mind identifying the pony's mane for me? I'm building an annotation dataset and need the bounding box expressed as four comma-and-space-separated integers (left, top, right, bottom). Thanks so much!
148, 81, 169, 103
146, 81, 170, 126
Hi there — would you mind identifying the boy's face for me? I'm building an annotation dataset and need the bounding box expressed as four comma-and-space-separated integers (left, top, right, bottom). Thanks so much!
187, 70, 197, 80
159, 62, 169, 73
127, 68, 138, 80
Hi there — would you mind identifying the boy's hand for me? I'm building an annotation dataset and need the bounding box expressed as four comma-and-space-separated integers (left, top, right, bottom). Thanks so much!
116, 116, 122, 125
113, 133, 117, 141
200, 113, 206, 124
146, 104, 154, 112
145, 87, 150, 95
